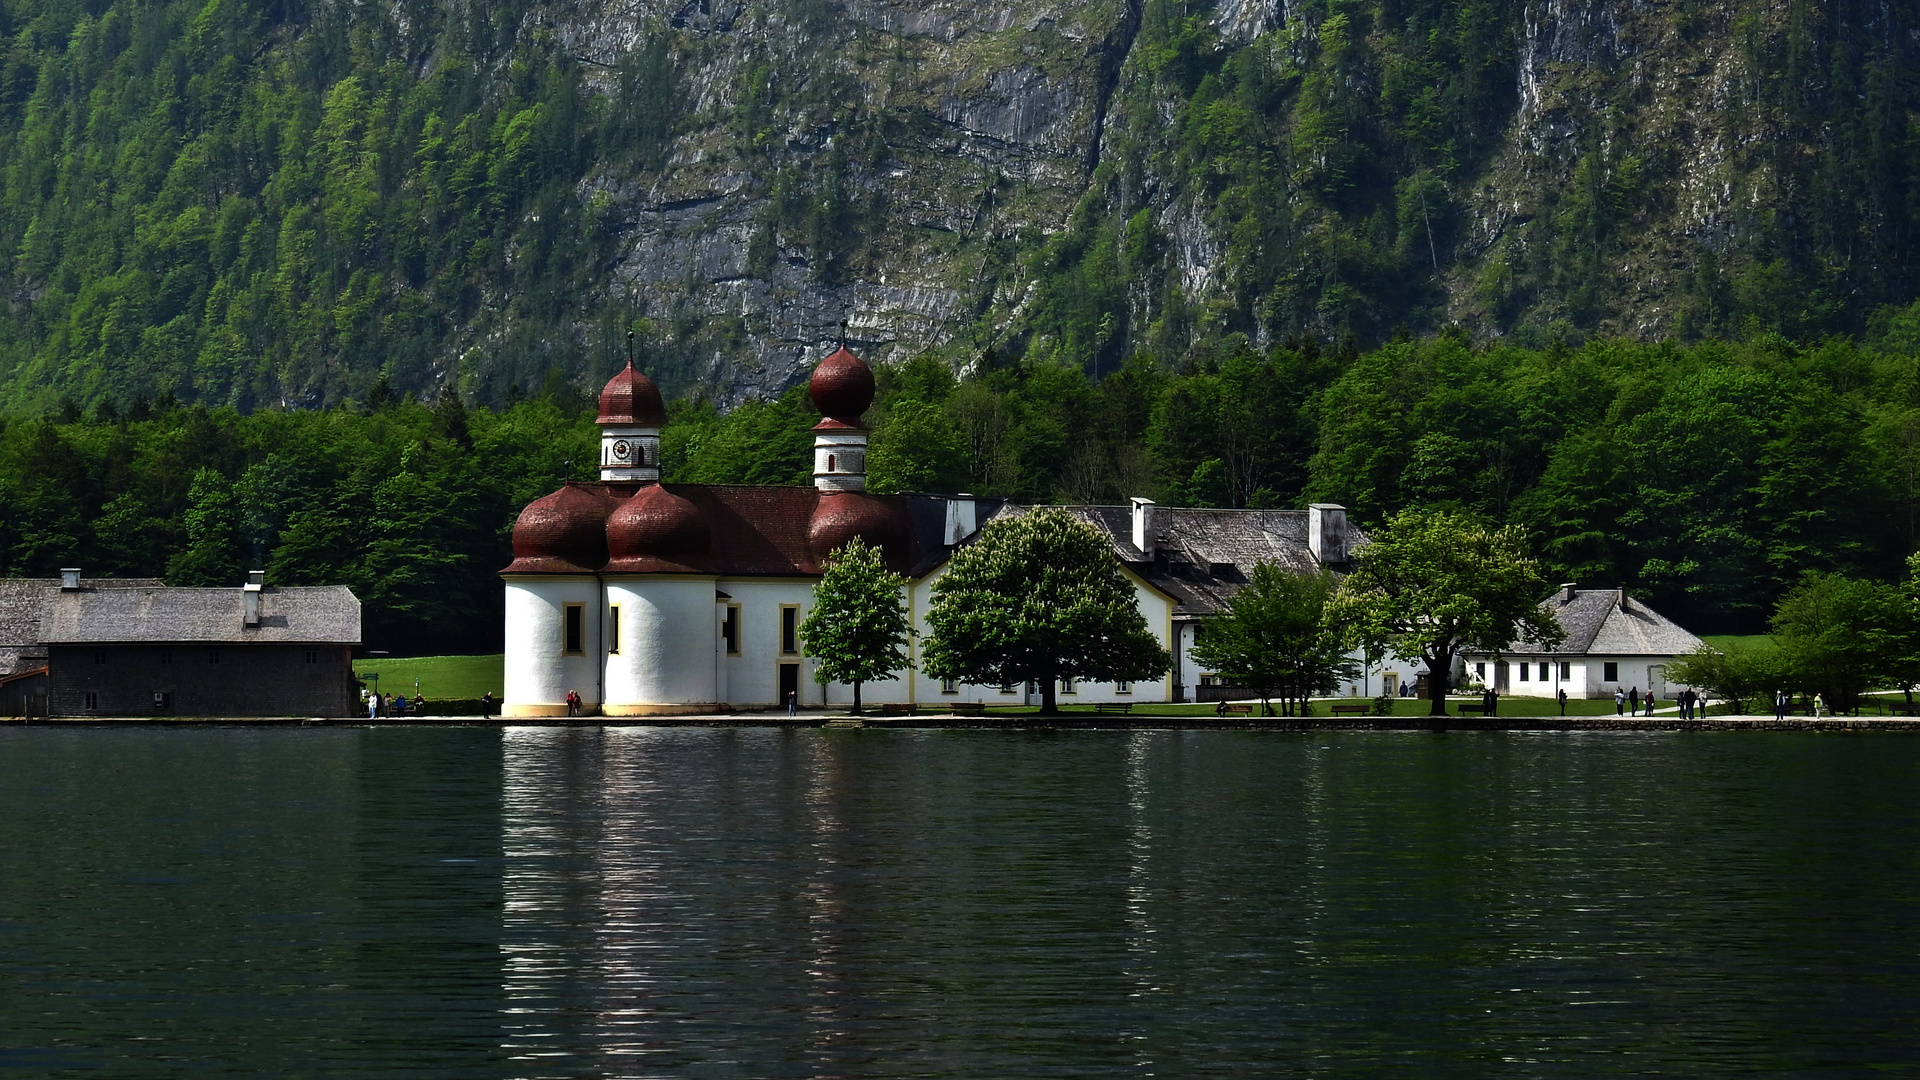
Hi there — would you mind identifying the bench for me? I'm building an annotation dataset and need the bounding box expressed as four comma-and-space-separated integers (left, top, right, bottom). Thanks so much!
950, 702, 987, 716
1215, 703, 1254, 716
1093, 702, 1133, 715
1330, 704, 1368, 716
880, 703, 919, 716
1452, 703, 1487, 715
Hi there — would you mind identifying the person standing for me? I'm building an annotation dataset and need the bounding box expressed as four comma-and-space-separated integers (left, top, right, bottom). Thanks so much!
367, 693, 379, 720
1628, 686, 1640, 716
1558, 687, 1568, 716
481, 691, 494, 720
1774, 688, 1787, 721
1814, 692, 1827, 718
1615, 687, 1625, 715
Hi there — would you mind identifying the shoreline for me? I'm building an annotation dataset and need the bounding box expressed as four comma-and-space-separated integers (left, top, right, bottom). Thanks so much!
8, 714, 1920, 732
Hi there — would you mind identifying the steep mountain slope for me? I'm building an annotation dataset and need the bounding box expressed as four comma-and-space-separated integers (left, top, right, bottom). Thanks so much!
0, 0, 1914, 412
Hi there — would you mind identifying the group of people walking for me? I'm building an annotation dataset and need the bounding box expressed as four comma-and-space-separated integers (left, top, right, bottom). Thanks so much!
363, 690, 426, 718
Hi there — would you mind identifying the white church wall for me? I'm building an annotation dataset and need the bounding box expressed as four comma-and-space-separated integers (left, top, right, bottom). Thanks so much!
602, 577, 718, 712
716, 578, 825, 708
503, 576, 602, 717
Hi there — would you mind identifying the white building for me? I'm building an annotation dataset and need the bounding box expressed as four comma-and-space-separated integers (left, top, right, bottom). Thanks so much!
501, 347, 1386, 715
1460, 585, 1705, 699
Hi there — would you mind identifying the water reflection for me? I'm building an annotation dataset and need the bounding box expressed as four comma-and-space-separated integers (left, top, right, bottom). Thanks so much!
495, 729, 1920, 1077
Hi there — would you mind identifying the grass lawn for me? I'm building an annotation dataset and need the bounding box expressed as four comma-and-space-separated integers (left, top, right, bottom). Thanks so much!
1701, 634, 1774, 651
976, 695, 1647, 718
354, 654, 502, 700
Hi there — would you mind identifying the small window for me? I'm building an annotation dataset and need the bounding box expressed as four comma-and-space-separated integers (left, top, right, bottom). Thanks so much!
564, 604, 584, 655
827, 454, 837, 472
1199, 673, 1218, 687
1538, 663, 1549, 681
780, 606, 799, 656
1026, 681, 1038, 695
1474, 662, 1486, 679
1603, 661, 1619, 682
84, 692, 99, 711
607, 606, 621, 655
1116, 680, 1132, 695
1559, 662, 1571, 679
1519, 664, 1529, 682
1060, 677, 1076, 695
722, 605, 740, 655
208, 650, 220, 665
160, 650, 172, 665
93, 650, 106, 665
941, 677, 958, 694
305, 650, 317, 665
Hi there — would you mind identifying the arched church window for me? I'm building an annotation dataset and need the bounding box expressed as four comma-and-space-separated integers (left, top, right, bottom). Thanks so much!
828, 454, 837, 472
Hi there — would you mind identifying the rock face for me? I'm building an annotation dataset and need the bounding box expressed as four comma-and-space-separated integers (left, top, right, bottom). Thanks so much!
2, 0, 1914, 410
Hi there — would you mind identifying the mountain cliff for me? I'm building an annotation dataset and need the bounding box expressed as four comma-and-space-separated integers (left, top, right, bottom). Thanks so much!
1, 0, 1915, 412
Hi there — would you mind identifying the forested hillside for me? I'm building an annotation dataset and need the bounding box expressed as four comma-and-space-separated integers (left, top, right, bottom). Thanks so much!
2, 0, 1919, 410
6, 321, 1920, 648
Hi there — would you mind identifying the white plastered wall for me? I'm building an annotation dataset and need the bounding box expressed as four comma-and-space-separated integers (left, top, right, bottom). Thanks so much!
716, 579, 823, 708
503, 576, 602, 716
603, 577, 718, 711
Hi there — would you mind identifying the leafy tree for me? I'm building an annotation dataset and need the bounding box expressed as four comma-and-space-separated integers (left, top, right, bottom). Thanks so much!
165, 468, 245, 586
1769, 572, 1909, 714
1190, 563, 1358, 716
798, 537, 912, 714
921, 509, 1169, 714
1336, 507, 1564, 716
1670, 640, 1790, 715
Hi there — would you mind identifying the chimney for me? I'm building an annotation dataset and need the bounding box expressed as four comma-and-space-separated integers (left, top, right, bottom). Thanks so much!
1308, 504, 1348, 564
59, 568, 81, 591
1561, 583, 1577, 603
1130, 497, 1155, 554
944, 495, 977, 546
243, 570, 264, 627
1617, 586, 1629, 613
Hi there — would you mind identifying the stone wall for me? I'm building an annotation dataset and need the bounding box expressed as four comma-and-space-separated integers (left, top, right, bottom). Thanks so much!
48, 643, 357, 717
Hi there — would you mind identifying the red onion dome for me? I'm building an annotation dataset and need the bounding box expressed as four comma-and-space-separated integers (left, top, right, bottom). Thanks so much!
504, 483, 612, 573
598, 360, 667, 427
808, 346, 875, 423
809, 491, 906, 565
605, 484, 710, 571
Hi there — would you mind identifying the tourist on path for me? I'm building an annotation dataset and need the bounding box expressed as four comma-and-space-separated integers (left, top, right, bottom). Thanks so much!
1774, 689, 1788, 721
1814, 693, 1827, 718
565, 690, 579, 718
1558, 687, 1568, 716
367, 693, 378, 719
1629, 686, 1641, 716
1615, 688, 1626, 715
481, 692, 494, 720
786, 690, 798, 717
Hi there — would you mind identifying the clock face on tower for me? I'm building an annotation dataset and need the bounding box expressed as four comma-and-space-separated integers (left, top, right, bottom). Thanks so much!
612, 439, 631, 461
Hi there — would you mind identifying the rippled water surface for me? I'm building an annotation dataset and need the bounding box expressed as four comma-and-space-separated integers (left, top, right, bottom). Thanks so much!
3, 727, 1918, 1077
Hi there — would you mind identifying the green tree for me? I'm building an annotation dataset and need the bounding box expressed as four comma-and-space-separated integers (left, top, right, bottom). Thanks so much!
1190, 563, 1358, 716
165, 468, 244, 586
1769, 572, 1908, 714
1670, 640, 1790, 715
1336, 507, 1565, 716
799, 537, 912, 714
921, 509, 1170, 714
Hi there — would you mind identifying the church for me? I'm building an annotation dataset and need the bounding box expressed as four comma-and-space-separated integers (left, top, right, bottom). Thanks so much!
500, 347, 1374, 716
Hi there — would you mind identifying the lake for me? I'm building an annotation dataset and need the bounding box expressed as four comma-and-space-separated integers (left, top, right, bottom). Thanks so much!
2, 727, 1916, 1077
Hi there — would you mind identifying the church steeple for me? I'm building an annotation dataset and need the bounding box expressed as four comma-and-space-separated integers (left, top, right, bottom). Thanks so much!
808, 341, 874, 492
598, 332, 667, 483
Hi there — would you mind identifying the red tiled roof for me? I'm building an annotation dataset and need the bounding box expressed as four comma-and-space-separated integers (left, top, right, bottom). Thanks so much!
501, 483, 925, 577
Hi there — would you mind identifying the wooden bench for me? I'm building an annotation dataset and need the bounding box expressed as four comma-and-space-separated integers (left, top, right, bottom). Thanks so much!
1093, 702, 1133, 715
880, 703, 919, 716
1330, 704, 1368, 716
1452, 703, 1487, 715
1215, 703, 1254, 716
949, 702, 987, 716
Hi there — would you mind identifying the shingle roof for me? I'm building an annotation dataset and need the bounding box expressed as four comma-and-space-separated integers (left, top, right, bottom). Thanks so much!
38, 585, 361, 644
0, 578, 166, 673
985, 505, 1361, 617
1504, 588, 1703, 656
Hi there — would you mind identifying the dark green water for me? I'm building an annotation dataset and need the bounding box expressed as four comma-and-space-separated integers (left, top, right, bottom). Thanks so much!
1, 728, 1917, 1078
